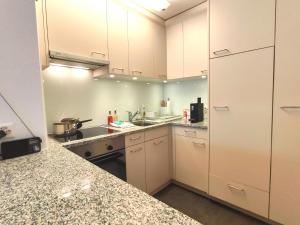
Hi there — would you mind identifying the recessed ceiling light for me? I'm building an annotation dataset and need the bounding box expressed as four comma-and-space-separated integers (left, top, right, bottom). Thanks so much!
132, 0, 170, 12
109, 74, 115, 78
163, 80, 167, 83
201, 75, 207, 79
146, 82, 151, 85
132, 77, 138, 80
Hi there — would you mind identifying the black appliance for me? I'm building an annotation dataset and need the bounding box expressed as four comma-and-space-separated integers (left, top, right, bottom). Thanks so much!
1, 137, 42, 160
52, 126, 119, 143
65, 127, 126, 181
190, 98, 204, 123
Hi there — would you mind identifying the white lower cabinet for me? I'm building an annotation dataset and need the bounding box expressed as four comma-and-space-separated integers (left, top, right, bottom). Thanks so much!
209, 175, 269, 217
126, 143, 146, 192
175, 134, 208, 192
145, 136, 170, 194
125, 127, 170, 194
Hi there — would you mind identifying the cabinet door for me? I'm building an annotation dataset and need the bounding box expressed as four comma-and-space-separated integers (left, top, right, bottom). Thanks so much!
126, 143, 146, 192
270, 0, 300, 224
145, 136, 170, 194
128, 10, 154, 77
183, 5, 208, 77
210, 48, 274, 192
107, 0, 129, 75
46, 0, 108, 59
35, 0, 48, 69
175, 135, 208, 192
153, 22, 167, 79
210, 0, 275, 58
167, 22, 183, 79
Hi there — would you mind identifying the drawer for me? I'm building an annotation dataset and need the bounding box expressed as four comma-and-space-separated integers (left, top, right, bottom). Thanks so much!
145, 126, 168, 141
209, 174, 269, 217
125, 131, 145, 147
175, 126, 208, 139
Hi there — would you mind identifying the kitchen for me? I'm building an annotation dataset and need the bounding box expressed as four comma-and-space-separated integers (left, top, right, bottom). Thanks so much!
0, 0, 299, 225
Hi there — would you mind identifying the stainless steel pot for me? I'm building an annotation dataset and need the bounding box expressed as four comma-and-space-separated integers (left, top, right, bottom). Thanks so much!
52, 118, 92, 136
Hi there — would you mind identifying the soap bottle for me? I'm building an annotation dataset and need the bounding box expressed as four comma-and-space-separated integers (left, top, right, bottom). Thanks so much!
107, 111, 113, 125
113, 110, 118, 122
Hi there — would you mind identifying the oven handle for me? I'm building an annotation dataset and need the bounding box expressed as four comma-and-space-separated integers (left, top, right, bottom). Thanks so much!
89, 149, 125, 163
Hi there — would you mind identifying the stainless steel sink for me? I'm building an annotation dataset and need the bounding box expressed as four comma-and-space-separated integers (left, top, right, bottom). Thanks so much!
132, 121, 154, 127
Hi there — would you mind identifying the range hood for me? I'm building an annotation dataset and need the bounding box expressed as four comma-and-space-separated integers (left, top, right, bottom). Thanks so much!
49, 51, 109, 70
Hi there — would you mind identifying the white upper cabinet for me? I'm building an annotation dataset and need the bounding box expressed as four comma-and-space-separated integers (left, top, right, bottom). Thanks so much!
46, 0, 108, 60
153, 22, 167, 79
167, 22, 183, 79
270, 0, 300, 224
107, 0, 129, 75
128, 10, 154, 77
167, 3, 208, 79
210, 0, 275, 58
183, 5, 208, 77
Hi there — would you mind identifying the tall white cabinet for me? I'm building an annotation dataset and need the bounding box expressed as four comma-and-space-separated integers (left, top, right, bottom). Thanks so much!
270, 0, 300, 224
209, 48, 274, 217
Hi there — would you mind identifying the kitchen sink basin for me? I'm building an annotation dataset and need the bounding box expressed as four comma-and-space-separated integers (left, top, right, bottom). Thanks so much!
132, 121, 154, 127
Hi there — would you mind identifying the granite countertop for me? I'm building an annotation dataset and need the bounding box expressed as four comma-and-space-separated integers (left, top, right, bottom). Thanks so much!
61, 119, 208, 148
0, 139, 201, 225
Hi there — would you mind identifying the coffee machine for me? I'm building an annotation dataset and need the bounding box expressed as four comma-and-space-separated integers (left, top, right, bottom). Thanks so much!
190, 98, 204, 123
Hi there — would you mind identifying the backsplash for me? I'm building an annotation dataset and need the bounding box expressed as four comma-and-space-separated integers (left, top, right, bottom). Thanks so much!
163, 78, 208, 116
43, 66, 163, 133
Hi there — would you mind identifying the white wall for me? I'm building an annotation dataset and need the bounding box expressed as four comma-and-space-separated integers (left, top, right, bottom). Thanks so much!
43, 66, 164, 133
0, 1, 47, 147
163, 78, 208, 116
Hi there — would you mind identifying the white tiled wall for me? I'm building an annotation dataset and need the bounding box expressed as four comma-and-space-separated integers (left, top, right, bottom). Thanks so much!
163, 78, 208, 116
43, 66, 164, 133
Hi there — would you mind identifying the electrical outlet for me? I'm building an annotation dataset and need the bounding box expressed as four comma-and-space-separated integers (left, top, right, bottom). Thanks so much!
0, 123, 14, 139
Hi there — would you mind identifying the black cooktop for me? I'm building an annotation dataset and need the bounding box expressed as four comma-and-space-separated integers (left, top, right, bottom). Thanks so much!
52, 126, 119, 143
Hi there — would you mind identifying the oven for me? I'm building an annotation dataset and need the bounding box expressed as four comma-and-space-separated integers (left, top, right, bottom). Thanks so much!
66, 135, 126, 181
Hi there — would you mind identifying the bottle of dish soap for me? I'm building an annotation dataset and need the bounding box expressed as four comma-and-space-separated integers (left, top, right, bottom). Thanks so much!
113, 110, 118, 122
107, 111, 113, 125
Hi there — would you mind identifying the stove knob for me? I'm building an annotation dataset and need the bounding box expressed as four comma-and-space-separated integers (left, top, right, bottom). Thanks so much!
107, 145, 113, 151
84, 151, 92, 157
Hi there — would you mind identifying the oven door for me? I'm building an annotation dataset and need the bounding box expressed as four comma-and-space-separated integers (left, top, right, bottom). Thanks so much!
89, 149, 126, 181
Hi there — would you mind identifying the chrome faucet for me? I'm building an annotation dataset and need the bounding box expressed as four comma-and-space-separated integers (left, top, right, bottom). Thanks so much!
127, 110, 139, 122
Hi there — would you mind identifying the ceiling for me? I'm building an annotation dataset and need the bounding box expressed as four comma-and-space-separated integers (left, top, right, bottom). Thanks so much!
150, 0, 207, 20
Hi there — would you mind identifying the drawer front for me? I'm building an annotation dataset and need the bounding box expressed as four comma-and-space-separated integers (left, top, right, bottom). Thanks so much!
145, 126, 168, 141
175, 126, 208, 139
125, 132, 145, 147
126, 143, 146, 192
175, 135, 209, 192
209, 174, 269, 217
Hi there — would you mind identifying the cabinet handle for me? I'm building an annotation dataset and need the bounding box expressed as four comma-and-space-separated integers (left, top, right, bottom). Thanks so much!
227, 184, 245, 193
91, 51, 106, 56
280, 106, 300, 110
129, 136, 142, 141
193, 142, 206, 148
112, 68, 124, 72
130, 147, 143, 153
184, 130, 196, 134
213, 49, 231, 56
213, 106, 229, 111
154, 140, 164, 145
132, 71, 142, 75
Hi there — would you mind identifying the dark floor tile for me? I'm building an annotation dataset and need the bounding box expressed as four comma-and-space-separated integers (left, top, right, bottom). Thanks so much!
154, 184, 269, 225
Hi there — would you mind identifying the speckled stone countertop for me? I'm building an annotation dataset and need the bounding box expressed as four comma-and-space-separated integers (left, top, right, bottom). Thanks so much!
0, 139, 201, 225
60, 119, 208, 148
